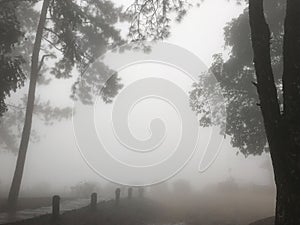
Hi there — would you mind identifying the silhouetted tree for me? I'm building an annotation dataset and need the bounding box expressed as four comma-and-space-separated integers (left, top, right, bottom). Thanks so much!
3, 0, 125, 210
130, 0, 300, 224
248, 1, 300, 224
191, 1, 300, 224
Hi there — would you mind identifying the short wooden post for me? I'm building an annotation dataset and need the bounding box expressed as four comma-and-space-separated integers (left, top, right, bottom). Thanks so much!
52, 195, 60, 219
128, 187, 132, 199
115, 188, 120, 205
90, 192, 97, 210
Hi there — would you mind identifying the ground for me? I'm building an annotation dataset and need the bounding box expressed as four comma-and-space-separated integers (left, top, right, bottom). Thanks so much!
249, 217, 274, 225
0, 197, 70, 213
2, 199, 170, 225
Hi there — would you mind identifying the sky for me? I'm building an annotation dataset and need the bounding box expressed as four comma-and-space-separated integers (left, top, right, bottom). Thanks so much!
0, 0, 275, 196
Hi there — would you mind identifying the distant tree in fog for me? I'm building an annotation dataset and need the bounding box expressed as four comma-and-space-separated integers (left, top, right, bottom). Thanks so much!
172, 179, 192, 195
0, 97, 71, 153
149, 182, 170, 199
70, 181, 101, 198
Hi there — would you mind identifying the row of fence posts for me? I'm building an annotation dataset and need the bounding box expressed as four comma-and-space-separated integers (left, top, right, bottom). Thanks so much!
51, 187, 144, 220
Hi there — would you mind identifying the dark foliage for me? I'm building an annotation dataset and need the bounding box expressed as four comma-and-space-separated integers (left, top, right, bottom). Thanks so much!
191, 0, 286, 156
0, 1, 26, 116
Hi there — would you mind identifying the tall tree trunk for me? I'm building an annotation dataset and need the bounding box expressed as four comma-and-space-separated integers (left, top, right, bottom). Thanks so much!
7, 0, 50, 211
278, 0, 300, 224
249, 0, 300, 224
275, 168, 300, 225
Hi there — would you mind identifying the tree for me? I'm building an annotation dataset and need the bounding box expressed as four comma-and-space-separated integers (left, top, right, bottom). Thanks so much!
129, 0, 300, 224
0, 1, 27, 116
192, 1, 300, 224
0, 0, 71, 153
3, 0, 125, 210
7, 0, 52, 210
248, 1, 300, 224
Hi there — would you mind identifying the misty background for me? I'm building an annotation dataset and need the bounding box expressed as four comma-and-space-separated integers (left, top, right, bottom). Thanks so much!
0, 1, 275, 224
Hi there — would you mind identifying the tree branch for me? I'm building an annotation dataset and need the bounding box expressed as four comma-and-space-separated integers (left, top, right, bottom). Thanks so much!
251, 81, 258, 88
42, 37, 63, 53
37, 54, 55, 73
43, 27, 60, 38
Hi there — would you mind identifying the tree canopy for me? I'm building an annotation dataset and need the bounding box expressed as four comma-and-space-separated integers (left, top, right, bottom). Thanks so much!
0, 0, 126, 116
191, 0, 285, 156
0, 1, 27, 116
0, 0, 126, 153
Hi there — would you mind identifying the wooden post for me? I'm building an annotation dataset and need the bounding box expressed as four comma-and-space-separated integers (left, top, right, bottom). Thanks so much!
90, 193, 97, 210
52, 195, 60, 219
115, 188, 120, 205
128, 187, 132, 199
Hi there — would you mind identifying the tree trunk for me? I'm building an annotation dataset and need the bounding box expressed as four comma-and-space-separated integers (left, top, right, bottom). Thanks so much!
249, 0, 300, 224
275, 170, 300, 225
7, 0, 50, 211
276, 0, 300, 223
269, 130, 300, 225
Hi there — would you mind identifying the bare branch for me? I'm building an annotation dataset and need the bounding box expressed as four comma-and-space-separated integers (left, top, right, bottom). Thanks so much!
43, 27, 60, 38
42, 37, 64, 53
37, 54, 55, 73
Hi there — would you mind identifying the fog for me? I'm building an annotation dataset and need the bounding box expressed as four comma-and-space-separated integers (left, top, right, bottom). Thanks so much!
0, 0, 276, 224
